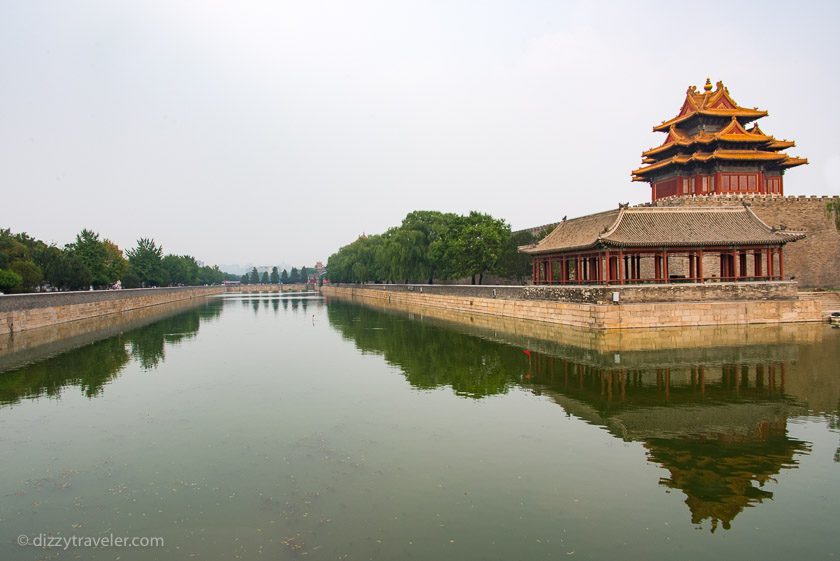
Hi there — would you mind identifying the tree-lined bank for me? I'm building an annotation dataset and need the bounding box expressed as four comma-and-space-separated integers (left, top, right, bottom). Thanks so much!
326, 210, 542, 285
0, 228, 236, 293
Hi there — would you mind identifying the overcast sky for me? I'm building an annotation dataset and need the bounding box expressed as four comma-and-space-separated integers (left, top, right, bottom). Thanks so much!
2, 1, 838, 268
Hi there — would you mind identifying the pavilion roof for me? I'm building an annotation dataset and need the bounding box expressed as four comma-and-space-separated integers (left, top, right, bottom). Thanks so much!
519, 206, 805, 255
634, 80, 808, 181
632, 149, 807, 180
653, 79, 767, 132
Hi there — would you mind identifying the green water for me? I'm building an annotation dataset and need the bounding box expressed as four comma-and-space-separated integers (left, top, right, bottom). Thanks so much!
1, 294, 838, 560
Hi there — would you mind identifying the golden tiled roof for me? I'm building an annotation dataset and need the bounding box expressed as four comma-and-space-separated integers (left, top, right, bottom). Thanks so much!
653, 80, 767, 132
634, 80, 807, 180
632, 149, 807, 179
520, 206, 805, 254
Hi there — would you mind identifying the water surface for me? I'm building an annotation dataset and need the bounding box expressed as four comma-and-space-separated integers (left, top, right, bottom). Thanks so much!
1, 294, 838, 560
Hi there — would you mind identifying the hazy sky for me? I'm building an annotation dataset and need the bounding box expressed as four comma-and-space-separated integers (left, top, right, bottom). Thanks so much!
3, 1, 839, 268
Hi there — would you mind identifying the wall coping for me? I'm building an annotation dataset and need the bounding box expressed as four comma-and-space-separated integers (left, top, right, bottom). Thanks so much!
0, 286, 224, 312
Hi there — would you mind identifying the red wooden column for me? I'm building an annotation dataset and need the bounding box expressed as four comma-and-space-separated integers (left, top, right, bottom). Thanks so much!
689, 252, 696, 281
654, 252, 662, 281
663, 250, 669, 283
767, 248, 775, 279
532, 260, 536, 284
604, 251, 611, 284
618, 251, 624, 285
778, 248, 785, 280
754, 251, 763, 278
547, 258, 553, 285
697, 249, 704, 283
731, 250, 738, 281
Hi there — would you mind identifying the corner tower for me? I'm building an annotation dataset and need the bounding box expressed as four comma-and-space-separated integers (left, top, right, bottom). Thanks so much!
632, 79, 807, 201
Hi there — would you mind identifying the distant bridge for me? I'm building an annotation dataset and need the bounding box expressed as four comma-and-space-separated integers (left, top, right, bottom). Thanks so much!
224, 283, 314, 293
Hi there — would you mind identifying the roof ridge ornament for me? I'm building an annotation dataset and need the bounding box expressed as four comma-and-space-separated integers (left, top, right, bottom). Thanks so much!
704, 77, 713, 92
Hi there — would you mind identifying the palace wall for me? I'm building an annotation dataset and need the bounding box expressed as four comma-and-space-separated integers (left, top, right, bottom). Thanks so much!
653, 194, 840, 288
0, 286, 224, 335
321, 283, 822, 330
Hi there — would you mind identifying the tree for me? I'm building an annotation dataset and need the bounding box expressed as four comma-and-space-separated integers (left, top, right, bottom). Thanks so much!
162, 254, 199, 286
249, 267, 260, 284
9, 260, 43, 291
103, 240, 128, 284
493, 229, 545, 283
443, 212, 510, 284
67, 229, 112, 287
240, 273, 249, 284
0, 268, 22, 292
289, 267, 300, 283
37, 245, 93, 290
261, 271, 269, 283
281, 269, 289, 283
270, 266, 280, 284
126, 238, 166, 287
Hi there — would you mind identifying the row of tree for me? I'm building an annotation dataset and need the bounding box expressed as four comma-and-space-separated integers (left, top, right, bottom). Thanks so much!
0, 228, 235, 293
326, 211, 542, 285
239, 266, 314, 285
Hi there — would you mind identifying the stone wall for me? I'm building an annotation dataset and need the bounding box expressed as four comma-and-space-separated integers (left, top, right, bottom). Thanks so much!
336, 281, 799, 305
653, 194, 840, 288
321, 284, 822, 330
0, 297, 214, 372
0, 286, 224, 335
323, 286, 827, 357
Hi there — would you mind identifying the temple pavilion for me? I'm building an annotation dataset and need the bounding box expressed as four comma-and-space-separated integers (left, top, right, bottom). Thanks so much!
521, 205, 804, 285
632, 79, 807, 201
522, 79, 808, 286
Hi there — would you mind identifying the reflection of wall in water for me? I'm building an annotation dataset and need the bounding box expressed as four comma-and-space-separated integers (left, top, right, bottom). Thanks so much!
325, 300, 830, 532
0, 301, 223, 407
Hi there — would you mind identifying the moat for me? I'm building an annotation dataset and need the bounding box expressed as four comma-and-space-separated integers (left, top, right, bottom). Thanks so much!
1, 294, 838, 560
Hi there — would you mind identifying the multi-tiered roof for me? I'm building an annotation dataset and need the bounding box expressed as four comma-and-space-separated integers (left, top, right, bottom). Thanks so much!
632, 79, 807, 200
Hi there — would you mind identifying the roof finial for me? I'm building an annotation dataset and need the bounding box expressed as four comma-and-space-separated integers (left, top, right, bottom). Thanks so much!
704, 77, 712, 92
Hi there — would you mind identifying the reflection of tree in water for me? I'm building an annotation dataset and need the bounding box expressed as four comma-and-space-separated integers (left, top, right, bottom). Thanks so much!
0, 302, 222, 406
327, 300, 814, 530
0, 336, 129, 405
328, 302, 524, 398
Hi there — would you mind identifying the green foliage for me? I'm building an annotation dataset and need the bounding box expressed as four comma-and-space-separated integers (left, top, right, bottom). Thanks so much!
444, 211, 510, 284
289, 267, 300, 283
827, 198, 840, 231
36, 246, 93, 290
67, 229, 109, 287
0, 227, 232, 292
9, 260, 43, 291
249, 267, 260, 284
493, 229, 544, 282
270, 266, 280, 284
162, 254, 200, 286
280, 269, 289, 283
0, 268, 23, 292
326, 210, 512, 285
126, 238, 166, 287
261, 271, 269, 283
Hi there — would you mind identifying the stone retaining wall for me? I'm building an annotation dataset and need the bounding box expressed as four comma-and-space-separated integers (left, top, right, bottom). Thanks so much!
0, 286, 224, 334
321, 284, 822, 330
336, 281, 799, 304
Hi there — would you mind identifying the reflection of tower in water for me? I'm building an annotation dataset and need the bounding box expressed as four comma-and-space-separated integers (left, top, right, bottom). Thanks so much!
526, 353, 810, 532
